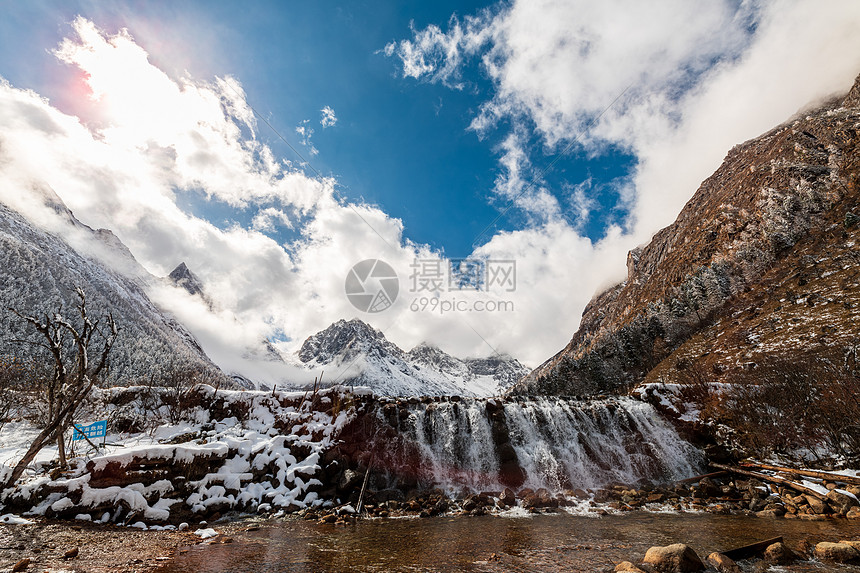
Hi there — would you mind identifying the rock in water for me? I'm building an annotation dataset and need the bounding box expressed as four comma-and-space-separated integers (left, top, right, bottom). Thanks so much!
763, 542, 795, 565
706, 552, 741, 573
499, 487, 516, 507
814, 542, 860, 563
643, 544, 705, 573
826, 489, 859, 515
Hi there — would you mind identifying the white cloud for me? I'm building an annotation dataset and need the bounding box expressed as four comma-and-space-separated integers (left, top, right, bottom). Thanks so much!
295, 120, 319, 156
251, 207, 294, 232
3, 4, 860, 385
320, 106, 337, 128
386, 0, 860, 362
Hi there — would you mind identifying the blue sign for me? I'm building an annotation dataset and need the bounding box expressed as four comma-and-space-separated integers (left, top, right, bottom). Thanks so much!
73, 420, 107, 441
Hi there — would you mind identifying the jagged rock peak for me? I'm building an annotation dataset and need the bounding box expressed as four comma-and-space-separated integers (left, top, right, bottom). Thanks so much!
297, 318, 389, 364
168, 262, 206, 297
296, 318, 529, 396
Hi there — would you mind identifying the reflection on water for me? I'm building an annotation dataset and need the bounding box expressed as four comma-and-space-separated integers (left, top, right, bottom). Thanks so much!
160, 513, 860, 573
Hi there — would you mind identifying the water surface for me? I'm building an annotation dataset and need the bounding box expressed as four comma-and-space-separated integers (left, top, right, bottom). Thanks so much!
160, 512, 860, 572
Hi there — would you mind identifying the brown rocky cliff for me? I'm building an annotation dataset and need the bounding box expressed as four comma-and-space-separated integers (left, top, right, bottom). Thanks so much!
513, 73, 860, 397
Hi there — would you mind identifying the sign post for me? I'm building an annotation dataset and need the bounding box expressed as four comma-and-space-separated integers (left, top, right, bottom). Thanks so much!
73, 420, 107, 452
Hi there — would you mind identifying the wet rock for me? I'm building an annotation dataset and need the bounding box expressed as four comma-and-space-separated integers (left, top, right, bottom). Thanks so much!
337, 469, 363, 493
763, 542, 795, 564
696, 477, 721, 498
813, 542, 860, 563
499, 488, 517, 507
804, 495, 828, 514
499, 459, 526, 489
615, 561, 648, 572
748, 498, 767, 512
642, 544, 705, 572
706, 552, 740, 573
12, 558, 30, 572
430, 499, 449, 516
825, 489, 858, 514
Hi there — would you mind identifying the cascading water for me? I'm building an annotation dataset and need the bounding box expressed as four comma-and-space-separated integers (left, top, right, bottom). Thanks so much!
503, 398, 701, 491
367, 396, 702, 495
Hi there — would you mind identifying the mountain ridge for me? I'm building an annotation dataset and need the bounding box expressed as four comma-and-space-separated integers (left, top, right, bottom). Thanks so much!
514, 73, 860, 399
297, 318, 528, 396
0, 191, 224, 385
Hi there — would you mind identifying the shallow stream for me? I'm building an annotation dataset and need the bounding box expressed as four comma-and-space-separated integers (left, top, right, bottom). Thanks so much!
160, 512, 860, 573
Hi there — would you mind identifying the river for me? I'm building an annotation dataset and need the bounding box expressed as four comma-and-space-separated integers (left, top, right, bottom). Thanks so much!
160, 512, 860, 572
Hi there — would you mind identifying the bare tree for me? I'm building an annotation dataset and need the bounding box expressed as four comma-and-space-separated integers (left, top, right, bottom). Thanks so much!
2, 287, 117, 490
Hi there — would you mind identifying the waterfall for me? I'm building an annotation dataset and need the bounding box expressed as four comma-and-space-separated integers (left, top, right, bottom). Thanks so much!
368, 396, 702, 495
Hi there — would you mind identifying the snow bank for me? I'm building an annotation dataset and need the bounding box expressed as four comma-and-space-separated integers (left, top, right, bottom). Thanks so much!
0, 385, 360, 525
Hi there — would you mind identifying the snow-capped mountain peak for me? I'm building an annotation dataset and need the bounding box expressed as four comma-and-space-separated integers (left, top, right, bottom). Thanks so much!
296, 319, 528, 397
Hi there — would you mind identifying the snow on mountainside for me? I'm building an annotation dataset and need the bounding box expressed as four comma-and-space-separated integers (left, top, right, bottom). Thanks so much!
0, 195, 222, 384
297, 319, 528, 397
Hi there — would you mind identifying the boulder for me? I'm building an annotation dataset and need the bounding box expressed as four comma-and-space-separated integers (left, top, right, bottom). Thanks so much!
826, 489, 859, 514
706, 552, 741, 573
763, 542, 795, 564
499, 488, 517, 507
642, 544, 705, 572
337, 469, 363, 493
696, 477, 721, 498
814, 542, 860, 563
430, 499, 448, 516
804, 495, 828, 514
846, 506, 860, 519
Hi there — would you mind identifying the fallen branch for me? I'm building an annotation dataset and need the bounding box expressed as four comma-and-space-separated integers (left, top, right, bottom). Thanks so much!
675, 470, 729, 484
722, 537, 783, 561
709, 462, 827, 500
740, 462, 860, 486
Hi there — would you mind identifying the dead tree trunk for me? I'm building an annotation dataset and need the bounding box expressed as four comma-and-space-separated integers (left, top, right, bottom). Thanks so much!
2, 287, 117, 491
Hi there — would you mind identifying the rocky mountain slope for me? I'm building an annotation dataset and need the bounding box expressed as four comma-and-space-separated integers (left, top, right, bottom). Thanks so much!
297, 318, 528, 396
515, 73, 860, 407
0, 193, 223, 385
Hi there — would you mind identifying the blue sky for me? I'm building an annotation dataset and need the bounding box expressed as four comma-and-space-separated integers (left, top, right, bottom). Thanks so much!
1, 0, 859, 381
0, 0, 632, 256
